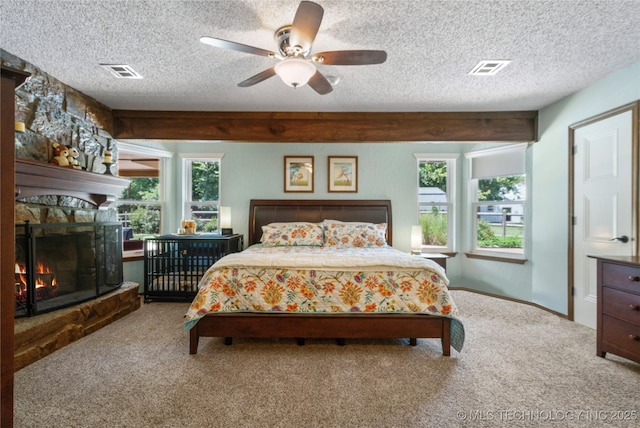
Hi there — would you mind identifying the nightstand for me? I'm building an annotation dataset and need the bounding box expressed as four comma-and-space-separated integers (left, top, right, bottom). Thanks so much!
415, 253, 448, 272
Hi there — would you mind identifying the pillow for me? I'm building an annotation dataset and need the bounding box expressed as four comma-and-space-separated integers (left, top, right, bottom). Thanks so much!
322, 219, 387, 247
260, 222, 324, 247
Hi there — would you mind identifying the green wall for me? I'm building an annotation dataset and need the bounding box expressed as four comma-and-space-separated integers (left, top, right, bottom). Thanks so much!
531, 61, 640, 314
124, 60, 640, 316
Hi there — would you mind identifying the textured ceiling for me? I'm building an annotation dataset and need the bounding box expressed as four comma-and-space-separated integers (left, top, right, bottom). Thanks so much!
1, 0, 639, 112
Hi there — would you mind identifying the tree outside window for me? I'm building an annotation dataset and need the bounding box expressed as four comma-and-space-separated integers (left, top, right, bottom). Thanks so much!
184, 159, 220, 232
117, 177, 161, 238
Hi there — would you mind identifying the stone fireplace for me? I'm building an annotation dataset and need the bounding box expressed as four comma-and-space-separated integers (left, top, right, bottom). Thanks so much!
3, 52, 141, 374
14, 159, 131, 316
13, 158, 140, 369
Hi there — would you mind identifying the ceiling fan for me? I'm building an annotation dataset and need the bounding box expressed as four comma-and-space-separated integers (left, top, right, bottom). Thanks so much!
199, 1, 387, 95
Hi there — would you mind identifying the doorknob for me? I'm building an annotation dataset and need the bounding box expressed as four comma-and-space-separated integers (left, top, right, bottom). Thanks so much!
611, 235, 629, 243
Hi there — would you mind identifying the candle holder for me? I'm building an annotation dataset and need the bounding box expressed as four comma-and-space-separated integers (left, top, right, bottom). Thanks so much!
102, 162, 114, 175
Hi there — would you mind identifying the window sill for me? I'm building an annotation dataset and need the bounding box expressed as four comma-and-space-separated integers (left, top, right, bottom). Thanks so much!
123, 250, 143, 262
464, 252, 526, 264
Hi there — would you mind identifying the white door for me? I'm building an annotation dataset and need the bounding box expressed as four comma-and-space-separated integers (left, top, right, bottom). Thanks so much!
573, 109, 634, 329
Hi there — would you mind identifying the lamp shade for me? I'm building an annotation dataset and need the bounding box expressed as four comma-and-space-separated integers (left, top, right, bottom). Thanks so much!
411, 225, 423, 254
274, 58, 316, 88
220, 206, 231, 229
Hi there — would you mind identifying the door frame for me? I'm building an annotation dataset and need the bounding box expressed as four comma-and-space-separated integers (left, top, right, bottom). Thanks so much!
567, 101, 640, 320
1, 66, 31, 428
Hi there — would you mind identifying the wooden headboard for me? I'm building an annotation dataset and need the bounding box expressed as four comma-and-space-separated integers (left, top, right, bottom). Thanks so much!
248, 199, 392, 246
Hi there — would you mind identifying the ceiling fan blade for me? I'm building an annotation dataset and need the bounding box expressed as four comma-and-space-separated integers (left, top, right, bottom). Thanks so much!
237, 67, 277, 87
289, 1, 324, 53
200, 36, 277, 58
313, 50, 387, 65
307, 71, 333, 95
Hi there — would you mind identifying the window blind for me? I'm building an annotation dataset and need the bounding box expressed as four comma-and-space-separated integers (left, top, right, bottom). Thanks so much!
470, 145, 526, 179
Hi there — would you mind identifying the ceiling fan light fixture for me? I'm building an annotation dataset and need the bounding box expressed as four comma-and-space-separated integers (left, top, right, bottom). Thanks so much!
274, 58, 316, 88
199, 1, 386, 94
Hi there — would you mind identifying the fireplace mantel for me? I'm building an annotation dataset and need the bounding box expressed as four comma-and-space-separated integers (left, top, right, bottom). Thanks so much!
15, 159, 130, 208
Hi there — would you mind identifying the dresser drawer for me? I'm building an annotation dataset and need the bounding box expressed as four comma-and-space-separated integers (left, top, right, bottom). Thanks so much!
601, 287, 640, 324
601, 314, 640, 363
601, 262, 640, 293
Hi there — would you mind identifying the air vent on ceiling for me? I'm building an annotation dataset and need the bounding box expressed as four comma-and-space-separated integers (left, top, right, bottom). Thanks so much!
468, 60, 510, 76
100, 64, 143, 79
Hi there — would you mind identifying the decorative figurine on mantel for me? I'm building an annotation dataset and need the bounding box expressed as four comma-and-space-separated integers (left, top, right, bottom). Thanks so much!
66, 146, 82, 170
102, 146, 114, 175
50, 142, 84, 169
50, 143, 71, 167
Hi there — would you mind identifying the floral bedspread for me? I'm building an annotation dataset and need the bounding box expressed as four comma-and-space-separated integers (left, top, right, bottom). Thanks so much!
184, 245, 464, 351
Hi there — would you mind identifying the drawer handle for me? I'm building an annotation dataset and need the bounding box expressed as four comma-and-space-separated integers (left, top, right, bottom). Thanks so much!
631, 305, 640, 312
628, 276, 640, 282
629, 334, 640, 342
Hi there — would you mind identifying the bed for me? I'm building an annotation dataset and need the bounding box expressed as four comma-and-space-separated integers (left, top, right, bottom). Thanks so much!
185, 199, 464, 356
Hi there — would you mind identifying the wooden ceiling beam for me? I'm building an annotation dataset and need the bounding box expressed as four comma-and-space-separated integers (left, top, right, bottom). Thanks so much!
112, 110, 538, 143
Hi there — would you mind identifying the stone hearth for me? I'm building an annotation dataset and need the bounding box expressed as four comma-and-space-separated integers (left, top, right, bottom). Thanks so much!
14, 282, 140, 371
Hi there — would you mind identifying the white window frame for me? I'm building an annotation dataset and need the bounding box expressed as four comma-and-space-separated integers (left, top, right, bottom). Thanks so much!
465, 144, 527, 261
115, 143, 172, 236
414, 153, 458, 253
180, 153, 224, 231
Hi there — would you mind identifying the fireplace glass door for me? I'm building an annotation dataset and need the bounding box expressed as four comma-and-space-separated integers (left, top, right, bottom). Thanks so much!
15, 222, 123, 317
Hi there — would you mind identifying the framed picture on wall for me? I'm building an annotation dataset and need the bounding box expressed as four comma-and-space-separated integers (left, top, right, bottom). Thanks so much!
328, 156, 358, 192
284, 156, 314, 192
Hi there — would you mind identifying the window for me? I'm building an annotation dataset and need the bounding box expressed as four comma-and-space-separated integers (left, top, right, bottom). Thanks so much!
117, 177, 162, 238
115, 143, 171, 239
182, 155, 222, 233
415, 154, 457, 253
467, 145, 527, 260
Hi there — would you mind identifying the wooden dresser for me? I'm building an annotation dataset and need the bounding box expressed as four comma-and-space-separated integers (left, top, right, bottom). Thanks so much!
595, 256, 640, 364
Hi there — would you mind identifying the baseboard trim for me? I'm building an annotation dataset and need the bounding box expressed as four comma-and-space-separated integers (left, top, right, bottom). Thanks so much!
448, 286, 568, 319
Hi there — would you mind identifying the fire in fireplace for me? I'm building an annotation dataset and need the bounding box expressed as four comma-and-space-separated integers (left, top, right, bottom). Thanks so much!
15, 221, 123, 317
15, 261, 59, 303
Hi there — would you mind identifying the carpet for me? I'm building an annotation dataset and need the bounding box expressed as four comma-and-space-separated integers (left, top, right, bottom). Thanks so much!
13, 290, 640, 427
